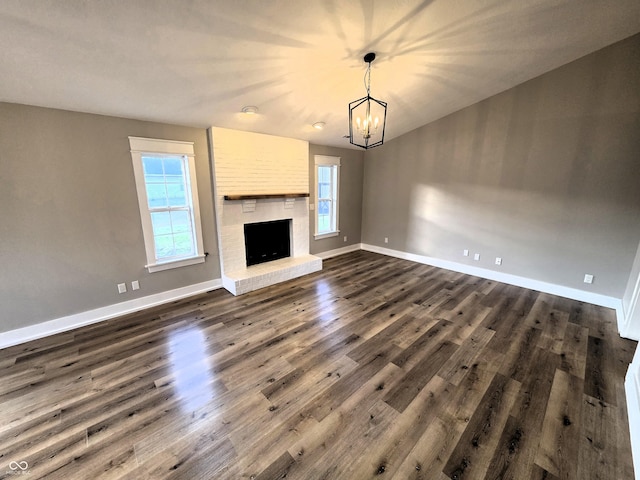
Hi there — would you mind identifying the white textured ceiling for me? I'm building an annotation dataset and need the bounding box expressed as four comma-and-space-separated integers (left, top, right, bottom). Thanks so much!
1, 0, 639, 148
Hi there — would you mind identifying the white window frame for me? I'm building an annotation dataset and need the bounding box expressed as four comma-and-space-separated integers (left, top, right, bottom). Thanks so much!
314, 155, 341, 239
129, 136, 205, 273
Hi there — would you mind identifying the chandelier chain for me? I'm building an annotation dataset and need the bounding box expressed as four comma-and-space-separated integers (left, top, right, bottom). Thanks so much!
364, 63, 371, 95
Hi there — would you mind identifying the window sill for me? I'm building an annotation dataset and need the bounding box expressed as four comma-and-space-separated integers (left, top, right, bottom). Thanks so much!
314, 231, 339, 240
146, 255, 206, 273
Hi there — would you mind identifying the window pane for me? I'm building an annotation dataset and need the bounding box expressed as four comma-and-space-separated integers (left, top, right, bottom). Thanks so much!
143, 156, 164, 176
166, 184, 187, 207
319, 183, 331, 199
318, 196, 333, 234
170, 210, 191, 233
318, 199, 331, 215
319, 166, 329, 183
173, 232, 194, 256
163, 157, 184, 177
153, 232, 194, 260
146, 184, 167, 208
318, 215, 330, 233
150, 211, 195, 260
154, 234, 175, 258
143, 162, 164, 185
151, 212, 172, 235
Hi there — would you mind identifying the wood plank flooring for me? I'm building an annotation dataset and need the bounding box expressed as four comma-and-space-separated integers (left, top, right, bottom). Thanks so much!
0, 251, 636, 479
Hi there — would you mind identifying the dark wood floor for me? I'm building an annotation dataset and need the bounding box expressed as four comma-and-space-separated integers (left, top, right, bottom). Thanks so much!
0, 251, 636, 479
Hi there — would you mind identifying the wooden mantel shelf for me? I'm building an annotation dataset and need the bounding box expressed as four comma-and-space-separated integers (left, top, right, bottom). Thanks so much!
223, 193, 310, 201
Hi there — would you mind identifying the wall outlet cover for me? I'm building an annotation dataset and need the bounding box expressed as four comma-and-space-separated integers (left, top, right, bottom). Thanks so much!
474, 253, 480, 261
584, 274, 594, 284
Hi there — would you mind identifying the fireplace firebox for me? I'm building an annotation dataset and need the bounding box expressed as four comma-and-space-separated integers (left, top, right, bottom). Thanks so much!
244, 219, 291, 267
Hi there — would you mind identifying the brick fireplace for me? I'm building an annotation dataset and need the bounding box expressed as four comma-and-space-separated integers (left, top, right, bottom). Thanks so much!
209, 127, 322, 295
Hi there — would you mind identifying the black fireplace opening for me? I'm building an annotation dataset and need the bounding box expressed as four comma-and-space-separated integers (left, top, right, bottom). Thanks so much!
244, 219, 291, 267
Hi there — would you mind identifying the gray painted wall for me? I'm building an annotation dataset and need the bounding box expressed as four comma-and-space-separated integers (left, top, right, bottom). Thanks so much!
308, 144, 365, 255
362, 34, 640, 298
0, 103, 220, 332
2, 33, 638, 335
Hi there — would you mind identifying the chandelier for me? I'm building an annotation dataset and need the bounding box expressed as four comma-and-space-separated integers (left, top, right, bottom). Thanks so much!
348, 52, 387, 149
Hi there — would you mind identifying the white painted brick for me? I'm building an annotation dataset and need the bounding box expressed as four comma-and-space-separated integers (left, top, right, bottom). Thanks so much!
210, 127, 319, 294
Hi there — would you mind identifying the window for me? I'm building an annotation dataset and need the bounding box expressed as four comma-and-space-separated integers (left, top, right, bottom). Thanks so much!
129, 137, 205, 272
314, 155, 340, 239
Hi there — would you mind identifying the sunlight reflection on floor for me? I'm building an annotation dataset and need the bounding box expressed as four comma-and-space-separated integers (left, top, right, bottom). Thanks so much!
168, 327, 215, 412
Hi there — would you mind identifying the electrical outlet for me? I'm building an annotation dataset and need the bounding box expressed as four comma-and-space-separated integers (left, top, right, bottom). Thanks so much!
117, 283, 127, 294
495, 257, 502, 265
473, 253, 480, 261
131, 280, 140, 291
463, 249, 469, 257
384, 237, 389, 244
343, 236, 347, 242
309, 204, 315, 211
584, 274, 594, 284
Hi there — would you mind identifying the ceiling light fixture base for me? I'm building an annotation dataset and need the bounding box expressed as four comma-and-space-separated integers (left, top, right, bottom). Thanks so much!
241, 105, 259, 115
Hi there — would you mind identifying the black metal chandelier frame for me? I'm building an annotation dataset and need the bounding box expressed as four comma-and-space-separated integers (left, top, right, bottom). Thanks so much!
348, 52, 387, 149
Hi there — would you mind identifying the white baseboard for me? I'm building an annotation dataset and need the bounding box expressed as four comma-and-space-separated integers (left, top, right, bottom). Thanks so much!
1, 244, 631, 345
619, 304, 637, 341
314, 243, 363, 259
0, 279, 223, 349
621, 273, 640, 341
361, 243, 623, 314
626, 350, 640, 477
